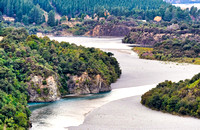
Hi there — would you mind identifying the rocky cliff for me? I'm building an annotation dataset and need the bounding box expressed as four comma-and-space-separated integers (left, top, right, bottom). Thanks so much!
85, 24, 131, 37
27, 72, 111, 102
67, 72, 111, 95
28, 75, 61, 102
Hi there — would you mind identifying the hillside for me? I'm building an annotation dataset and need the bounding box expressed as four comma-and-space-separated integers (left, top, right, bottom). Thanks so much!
0, 27, 121, 129
165, 0, 200, 4
141, 73, 200, 118
0, 0, 197, 26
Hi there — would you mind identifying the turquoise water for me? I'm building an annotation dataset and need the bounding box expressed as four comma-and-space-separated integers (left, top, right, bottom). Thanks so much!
30, 37, 200, 130
28, 92, 110, 111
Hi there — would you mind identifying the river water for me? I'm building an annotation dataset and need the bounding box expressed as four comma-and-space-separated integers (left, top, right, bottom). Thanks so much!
30, 37, 200, 130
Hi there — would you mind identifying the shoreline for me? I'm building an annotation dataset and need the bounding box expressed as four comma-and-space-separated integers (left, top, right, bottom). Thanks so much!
69, 95, 200, 130
30, 37, 200, 130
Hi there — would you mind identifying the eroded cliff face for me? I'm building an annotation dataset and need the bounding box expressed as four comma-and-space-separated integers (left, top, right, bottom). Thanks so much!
28, 75, 61, 102
27, 72, 111, 102
86, 24, 131, 37
67, 72, 111, 95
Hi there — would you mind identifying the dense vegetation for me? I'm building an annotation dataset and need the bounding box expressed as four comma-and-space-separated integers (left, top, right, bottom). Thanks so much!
123, 22, 200, 45
132, 38, 200, 64
153, 38, 200, 59
141, 73, 200, 118
51, 0, 170, 18
0, 27, 121, 129
123, 22, 200, 64
1, 0, 200, 26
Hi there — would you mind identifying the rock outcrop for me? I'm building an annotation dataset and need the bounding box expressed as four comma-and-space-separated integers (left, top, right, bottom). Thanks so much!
27, 72, 111, 102
67, 72, 111, 95
28, 75, 61, 102
86, 24, 131, 37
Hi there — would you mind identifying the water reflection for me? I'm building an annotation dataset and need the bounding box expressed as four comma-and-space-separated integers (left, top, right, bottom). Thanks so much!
29, 92, 110, 111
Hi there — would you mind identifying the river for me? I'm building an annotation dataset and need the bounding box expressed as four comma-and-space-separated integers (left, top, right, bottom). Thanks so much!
30, 37, 200, 130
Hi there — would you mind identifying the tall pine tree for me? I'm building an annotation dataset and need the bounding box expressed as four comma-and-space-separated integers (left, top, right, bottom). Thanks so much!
47, 10, 55, 26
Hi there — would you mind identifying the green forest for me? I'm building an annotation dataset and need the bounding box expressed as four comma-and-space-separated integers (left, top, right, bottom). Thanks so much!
141, 73, 200, 118
0, 0, 200, 26
0, 27, 121, 129
1, 0, 200, 128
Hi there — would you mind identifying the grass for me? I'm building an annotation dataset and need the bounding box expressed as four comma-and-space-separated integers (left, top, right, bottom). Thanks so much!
168, 57, 200, 65
132, 47, 153, 55
133, 47, 200, 65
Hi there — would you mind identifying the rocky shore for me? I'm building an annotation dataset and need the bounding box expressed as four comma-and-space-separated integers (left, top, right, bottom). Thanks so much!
27, 72, 111, 102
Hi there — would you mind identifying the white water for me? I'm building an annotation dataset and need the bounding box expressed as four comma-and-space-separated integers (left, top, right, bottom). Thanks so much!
30, 37, 200, 130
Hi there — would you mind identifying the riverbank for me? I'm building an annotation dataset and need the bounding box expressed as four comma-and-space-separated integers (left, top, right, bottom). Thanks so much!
69, 95, 200, 130
132, 47, 200, 65
30, 37, 200, 130
68, 49, 200, 129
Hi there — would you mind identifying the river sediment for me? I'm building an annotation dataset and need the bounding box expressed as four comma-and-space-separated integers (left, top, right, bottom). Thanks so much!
30, 37, 200, 130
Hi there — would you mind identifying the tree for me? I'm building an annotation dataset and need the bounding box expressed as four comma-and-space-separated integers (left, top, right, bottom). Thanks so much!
16, 9, 23, 22
42, 15, 46, 23
29, 5, 42, 24
0, 22, 3, 35
47, 10, 55, 27
22, 15, 29, 25
0, 11, 2, 22
61, 16, 67, 21
5, 0, 14, 16
190, 6, 198, 17
164, 8, 172, 21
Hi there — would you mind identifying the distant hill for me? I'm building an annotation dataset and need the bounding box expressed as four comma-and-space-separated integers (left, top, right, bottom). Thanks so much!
0, 0, 198, 25
0, 0, 171, 24
165, 0, 200, 4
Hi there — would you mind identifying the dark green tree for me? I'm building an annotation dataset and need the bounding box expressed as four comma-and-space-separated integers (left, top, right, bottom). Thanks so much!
47, 10, 55, 26
0, 22, 3, 35
0, 11, 2, 22
164, 8, 172, 21
29, 5, 43, 24
42, 15, 46, 23
22, 15, 29, 25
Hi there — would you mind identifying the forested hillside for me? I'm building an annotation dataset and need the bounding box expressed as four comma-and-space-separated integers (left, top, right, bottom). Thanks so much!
123, 21, 200, 63
51, 0, 169, 17
0, 27, 121, 129
0, 0, 198, 26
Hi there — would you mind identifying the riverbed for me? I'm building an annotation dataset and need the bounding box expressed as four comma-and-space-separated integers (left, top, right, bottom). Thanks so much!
30, 37, 200, 130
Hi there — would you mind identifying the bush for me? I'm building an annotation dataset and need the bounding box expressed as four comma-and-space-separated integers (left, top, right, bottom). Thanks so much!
42, 80, 47, 85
